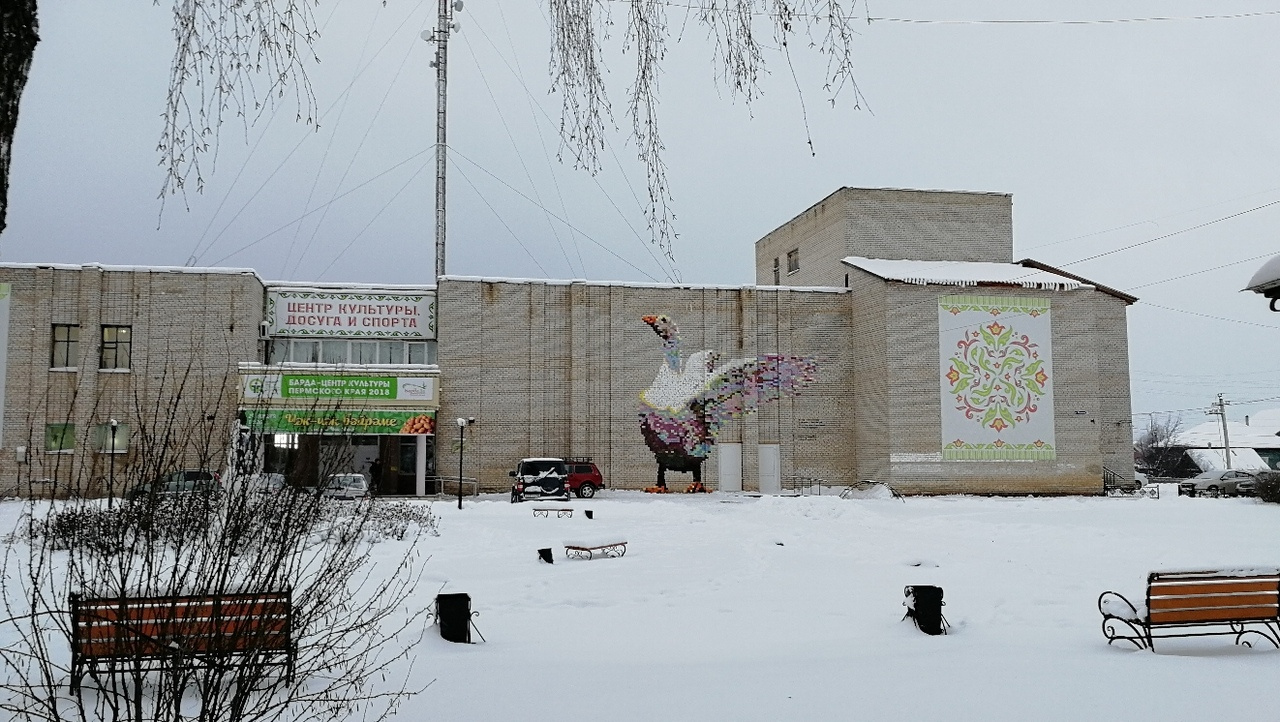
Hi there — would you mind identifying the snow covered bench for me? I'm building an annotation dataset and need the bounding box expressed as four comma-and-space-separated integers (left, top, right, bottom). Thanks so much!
564, 540, 627, 560
69, 590, 294, 691
533, 508, 573, 518
1099, 569, 1280, 651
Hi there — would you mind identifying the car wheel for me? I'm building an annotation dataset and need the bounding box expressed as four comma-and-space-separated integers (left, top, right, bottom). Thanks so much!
1206, 485, 1220, 498
578, 483, 596, 499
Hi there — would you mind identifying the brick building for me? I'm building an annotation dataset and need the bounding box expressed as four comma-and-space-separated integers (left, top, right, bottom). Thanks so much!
0, 187, 1136, 496
0, 264, 264, 495
436, 188, 1136, 494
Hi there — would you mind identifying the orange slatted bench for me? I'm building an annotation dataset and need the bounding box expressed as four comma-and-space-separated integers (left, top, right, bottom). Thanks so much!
1098, 570, 1280, 651
69, 590, 294, 690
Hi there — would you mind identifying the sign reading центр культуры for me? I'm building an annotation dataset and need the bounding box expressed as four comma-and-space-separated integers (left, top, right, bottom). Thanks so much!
264, 289, 437, 339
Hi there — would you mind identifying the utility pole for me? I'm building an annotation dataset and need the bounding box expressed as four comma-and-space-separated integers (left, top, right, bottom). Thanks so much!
422, 0, 464, 279
1207, 394, 1232, 469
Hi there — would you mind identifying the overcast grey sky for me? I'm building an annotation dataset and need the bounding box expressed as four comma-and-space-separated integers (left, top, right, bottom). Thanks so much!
7, 1, 1280, 425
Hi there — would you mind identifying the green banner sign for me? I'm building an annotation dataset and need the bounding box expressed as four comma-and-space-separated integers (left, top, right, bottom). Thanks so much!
244, 409, 436, 435
282, 374, 396, 399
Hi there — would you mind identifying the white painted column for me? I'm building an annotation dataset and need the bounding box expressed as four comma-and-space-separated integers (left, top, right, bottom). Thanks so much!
415, 435, 428, 496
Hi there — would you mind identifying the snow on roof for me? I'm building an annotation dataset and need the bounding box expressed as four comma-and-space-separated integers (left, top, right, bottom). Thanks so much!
1186, 447, 1271, 472
0, 261, 261, 277
1173, 420, 1280, 449
440, 275, 850, 293
265, 281, 436, 292
841, 257, 1090, 291
1244, 253, 1280, 294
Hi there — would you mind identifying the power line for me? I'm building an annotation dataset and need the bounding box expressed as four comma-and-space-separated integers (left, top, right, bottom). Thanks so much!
447, 146, 664, 282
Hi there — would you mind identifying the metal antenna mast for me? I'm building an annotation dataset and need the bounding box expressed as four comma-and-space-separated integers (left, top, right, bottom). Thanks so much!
423, 0, 463, 279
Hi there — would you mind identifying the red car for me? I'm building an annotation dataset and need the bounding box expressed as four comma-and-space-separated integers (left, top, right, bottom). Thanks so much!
564, 457, 604, 498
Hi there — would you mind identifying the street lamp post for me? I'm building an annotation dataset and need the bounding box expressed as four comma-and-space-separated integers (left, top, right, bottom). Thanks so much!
455, 417, 474, 510
108, 418, 119, 507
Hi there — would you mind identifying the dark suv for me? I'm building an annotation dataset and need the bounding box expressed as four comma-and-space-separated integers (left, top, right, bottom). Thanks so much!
509, 458, 570, 503
126, 469, 221, 502
564, 458, 604, 498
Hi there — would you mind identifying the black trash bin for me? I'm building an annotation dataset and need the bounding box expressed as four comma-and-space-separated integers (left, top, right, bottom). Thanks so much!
436, 593, 472, 644
903, 585, 948, 636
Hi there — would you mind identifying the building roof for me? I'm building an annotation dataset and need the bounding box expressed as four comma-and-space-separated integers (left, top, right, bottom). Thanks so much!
1174, 419, 1280, 449
842, 256, 1085, 290
1186, 447, 1271, 472
841, 256, 1138, 303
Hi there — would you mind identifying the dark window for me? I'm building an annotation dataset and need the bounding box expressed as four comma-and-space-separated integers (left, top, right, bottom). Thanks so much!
786, 249, 800, 274
45, 423, 75, 452
99, 325, 132, 370
772, 258, 780, 285
51, 324, 79, 368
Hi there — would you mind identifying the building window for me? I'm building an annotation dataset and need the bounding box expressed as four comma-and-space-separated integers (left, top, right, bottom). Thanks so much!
51, 324, 79, 368
44, 423, 75, 453
786, 249, 800, 275
92, 423, 131, 454
267, 338, 437, 365
351, 341, 378, 365
99, 325, 132, 370
772, 257, 780, 285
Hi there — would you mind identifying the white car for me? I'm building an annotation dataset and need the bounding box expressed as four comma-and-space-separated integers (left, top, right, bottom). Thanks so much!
322, 473, 370, 500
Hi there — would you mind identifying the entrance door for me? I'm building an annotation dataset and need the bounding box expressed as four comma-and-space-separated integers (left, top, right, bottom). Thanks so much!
718, 443, 742, 492
758, 444, 780, 494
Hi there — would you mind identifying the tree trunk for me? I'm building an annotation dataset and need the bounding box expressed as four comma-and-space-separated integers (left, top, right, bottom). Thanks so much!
0, 0, 39, 235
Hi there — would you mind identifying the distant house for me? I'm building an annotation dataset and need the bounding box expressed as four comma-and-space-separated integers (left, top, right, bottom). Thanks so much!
1167, 413, 1280, 473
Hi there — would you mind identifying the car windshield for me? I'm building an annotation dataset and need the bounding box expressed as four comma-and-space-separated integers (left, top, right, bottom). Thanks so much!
328, 475, 366, 490
520, 460, 565, 476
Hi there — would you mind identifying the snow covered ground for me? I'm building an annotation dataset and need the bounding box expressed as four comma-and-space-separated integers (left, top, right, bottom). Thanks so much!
413, 491, 1280, 720
6, 491, 1280, 720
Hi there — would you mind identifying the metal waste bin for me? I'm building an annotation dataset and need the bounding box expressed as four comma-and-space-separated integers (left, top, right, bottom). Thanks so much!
436, 593, 472, 644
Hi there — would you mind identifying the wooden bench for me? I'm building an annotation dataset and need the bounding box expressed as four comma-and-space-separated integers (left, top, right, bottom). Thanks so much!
533, 508, 573, 518
1099, 570, 1280, 651
564, 540, 627, 560
70, 590, 294, 690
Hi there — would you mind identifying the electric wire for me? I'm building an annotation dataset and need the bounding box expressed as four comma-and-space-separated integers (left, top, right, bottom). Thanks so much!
316, 158, 434, 279
464, 14, 680, 282
493, 1, 588, 275
447, 146, 663, 282
447, 157, 550, 277
457, 28, 581, 277
209, 147, 434, 265
297, 8, 425, 280
281, 3, 386, 279
189, 3, 427, 266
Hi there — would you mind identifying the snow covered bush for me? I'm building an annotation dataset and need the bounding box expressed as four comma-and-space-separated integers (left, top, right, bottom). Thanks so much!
1256, 474, 1280, 504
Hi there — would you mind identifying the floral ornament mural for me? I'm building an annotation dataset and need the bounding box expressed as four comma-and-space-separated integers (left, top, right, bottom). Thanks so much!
938, 296, 1055, 460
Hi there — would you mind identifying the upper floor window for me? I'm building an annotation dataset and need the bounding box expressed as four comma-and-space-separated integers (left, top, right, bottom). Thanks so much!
51, 324, 79, 368
772, 258, 780, 285
786, 249, 800, 275
267, 338, 437, 366
100, 325, 132, 370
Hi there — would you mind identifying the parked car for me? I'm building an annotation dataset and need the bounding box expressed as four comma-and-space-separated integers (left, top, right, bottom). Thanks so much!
564, 458, 605, 498
321, 473, 370, 500
126, 469, 221, 502
246, 472, 286, 495
1179, 469, 1266, 498
509, 458, 570, 503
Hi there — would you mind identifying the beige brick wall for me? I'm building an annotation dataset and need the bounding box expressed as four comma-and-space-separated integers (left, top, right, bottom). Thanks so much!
0, 265, 264, 496
437, 274, 1133, 497
756, 188, 1015, 287
436, 279, 857, 493
856, 279, 1133, 495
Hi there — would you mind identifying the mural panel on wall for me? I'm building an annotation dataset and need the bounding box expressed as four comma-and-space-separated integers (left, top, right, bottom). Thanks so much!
938, 296, 1055, 461
638, 315, 818, 488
